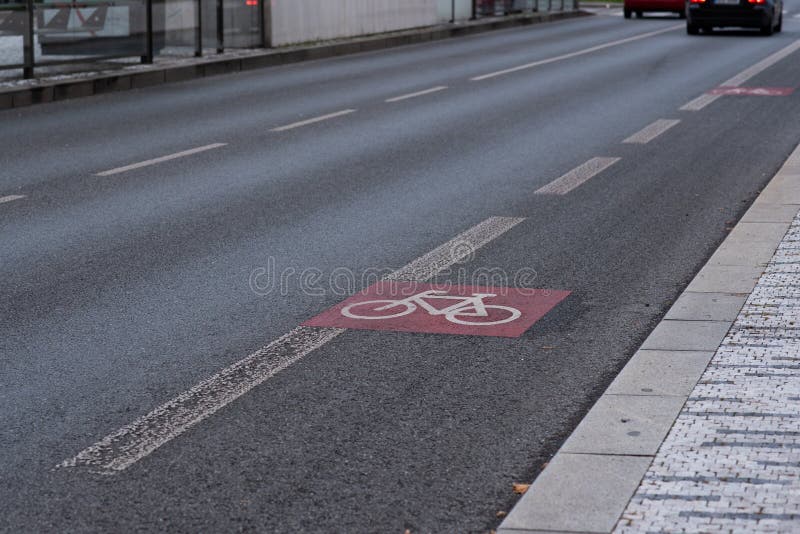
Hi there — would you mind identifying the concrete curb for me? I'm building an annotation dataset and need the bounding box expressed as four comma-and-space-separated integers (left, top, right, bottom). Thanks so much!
497, 141, 800, 534
0, 10, 590, 111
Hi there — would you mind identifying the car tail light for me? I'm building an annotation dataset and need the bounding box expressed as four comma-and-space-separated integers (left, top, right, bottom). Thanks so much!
245, 0, 258, 5
689, 0, 705, 4
747, 0, 766, 4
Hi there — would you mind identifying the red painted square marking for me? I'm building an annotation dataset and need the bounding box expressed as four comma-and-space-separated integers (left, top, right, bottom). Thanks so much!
303, 281, 571, 338
709, 86, 794, 96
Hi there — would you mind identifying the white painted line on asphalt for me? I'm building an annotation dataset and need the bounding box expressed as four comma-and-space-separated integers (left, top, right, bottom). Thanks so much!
386, 216, 526, 281
59, 216, 525, 474
95, 143, 227, 177
622, 119, 681, 144
681, 39, 800, 111
680, 93, 721, 111
794, 13, 800, 17
0, 194, 25, 204
721, 39, 800, 87
470, 25, 682, 81
535, 157, 621, 195
385, 86, 448, 103
271, 109, 356, 132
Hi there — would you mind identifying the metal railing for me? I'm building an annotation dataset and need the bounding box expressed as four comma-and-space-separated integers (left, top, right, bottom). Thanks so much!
0, 0, 266, 78
0, 0, 579, 79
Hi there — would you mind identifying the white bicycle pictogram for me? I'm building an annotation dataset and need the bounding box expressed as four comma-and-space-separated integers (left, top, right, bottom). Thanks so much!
341, 290, 522, 326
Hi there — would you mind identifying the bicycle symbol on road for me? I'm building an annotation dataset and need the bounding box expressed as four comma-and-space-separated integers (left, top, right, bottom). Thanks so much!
341, 289, 522, 326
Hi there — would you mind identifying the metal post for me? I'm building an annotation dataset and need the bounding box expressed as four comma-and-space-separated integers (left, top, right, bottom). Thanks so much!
560, 0, 564, 10
23, 0, 34, 78
471, 0, 476, 19
216, 0, 223, 53
194, 0, 202, 56
142, 0, 153, 63
259, 0, 266, 47
548, 0, 552, 11
450, 0, 455, 22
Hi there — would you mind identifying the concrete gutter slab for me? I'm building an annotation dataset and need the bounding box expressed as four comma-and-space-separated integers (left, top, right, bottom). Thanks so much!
498, 453, 652, 534
605, 350, 715, 397
559, 395, 686, 456
663, 292, 747, 322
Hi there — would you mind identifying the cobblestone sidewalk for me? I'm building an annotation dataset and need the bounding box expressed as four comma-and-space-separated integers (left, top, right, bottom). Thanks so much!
616, 210, 800, 533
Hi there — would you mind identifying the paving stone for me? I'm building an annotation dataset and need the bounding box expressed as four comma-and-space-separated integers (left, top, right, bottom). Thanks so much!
614, 209, 800, 533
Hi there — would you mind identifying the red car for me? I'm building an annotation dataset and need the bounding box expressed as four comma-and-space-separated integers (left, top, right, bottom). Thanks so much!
624, 0, 686, 17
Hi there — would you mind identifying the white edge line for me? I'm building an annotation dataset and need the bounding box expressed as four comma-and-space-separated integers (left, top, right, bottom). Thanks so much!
470, 24, 682, 81
271, 109, 357, 132
0, 194, 26, 204
622, 119, 681, 144
59, 216, 526, 474
385, 86, 448, 103
95, 143, 228, 177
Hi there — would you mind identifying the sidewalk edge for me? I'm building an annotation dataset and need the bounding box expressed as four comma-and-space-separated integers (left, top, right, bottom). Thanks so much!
497, 141, 800, 534
0, 10, 589, 111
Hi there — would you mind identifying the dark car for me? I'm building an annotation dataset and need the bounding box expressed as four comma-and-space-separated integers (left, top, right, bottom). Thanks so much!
686, 0, 783, 35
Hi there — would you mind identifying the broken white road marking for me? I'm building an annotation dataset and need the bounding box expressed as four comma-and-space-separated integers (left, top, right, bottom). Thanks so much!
385, 86, 448, 103
271, 109, 356, 132
535, 157, 621, 195
0, 195, 25, 204
95, 143, 227, 176
623, 119, 681, 144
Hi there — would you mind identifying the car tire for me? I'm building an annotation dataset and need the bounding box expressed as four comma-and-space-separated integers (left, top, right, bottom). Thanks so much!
679, 10, 686, 18
636, 10, 643, 17
702, 25, 713, 33
775, 13, 782, 32
687, 23, 699, 34
624, 7, 632, 18
761, 19, 774, 35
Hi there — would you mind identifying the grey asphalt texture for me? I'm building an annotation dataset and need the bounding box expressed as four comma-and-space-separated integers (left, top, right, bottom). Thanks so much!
3, 6, 800, 532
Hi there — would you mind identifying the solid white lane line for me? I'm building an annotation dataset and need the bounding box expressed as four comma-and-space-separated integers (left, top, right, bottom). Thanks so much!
470, 25, 682, 81
535, 157, 621, 195
59, 216, 526, 474
95, 143, 227, 177
386, 216, 526, 281
681, 39, 800, 111
385, 86, 448, 103
721, 39, 800, 87
622, 119, 681, 144
271, 109, 356, 132
0, 195, 25, 204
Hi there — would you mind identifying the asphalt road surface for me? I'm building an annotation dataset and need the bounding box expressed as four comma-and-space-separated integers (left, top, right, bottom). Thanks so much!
3, 5, 800, 532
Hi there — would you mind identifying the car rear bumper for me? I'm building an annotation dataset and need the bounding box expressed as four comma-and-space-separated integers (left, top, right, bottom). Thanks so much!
687, 4, 772, 27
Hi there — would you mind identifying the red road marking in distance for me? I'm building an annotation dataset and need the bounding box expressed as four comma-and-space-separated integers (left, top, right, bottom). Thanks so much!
303, 281, 571, 338
709, 86, 795, 96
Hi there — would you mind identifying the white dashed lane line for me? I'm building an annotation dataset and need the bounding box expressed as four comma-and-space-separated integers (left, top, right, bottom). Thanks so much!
0, 195, 25, 204
623, 119, 681, 144
470, 25, 682, 81
385, 86, 448, 103
95, 143, 228, 176
271, 109, 357, 132
59, 216, 525, 474
535, 157, 621, 195
681, 39, 800, 111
